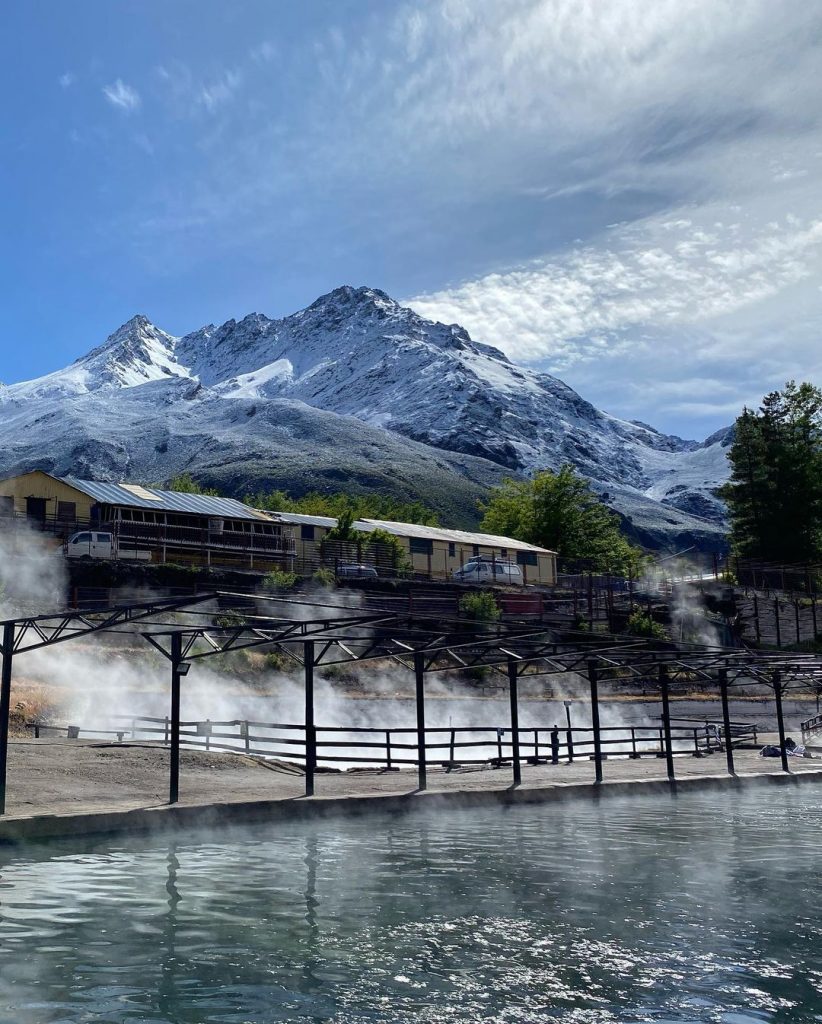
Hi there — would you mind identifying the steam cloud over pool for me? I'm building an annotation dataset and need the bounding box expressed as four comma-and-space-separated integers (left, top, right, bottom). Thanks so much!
0, 787, 820, 1022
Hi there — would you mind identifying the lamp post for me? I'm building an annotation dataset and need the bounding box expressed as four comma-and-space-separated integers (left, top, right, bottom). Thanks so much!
564, 700, 574, 762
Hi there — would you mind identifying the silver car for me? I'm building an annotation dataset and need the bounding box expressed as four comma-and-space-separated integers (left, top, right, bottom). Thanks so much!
452, 560, 524, 585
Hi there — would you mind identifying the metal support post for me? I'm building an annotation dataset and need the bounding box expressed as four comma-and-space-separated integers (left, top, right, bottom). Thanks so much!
773, 670, 790, 774
414, 651, 427, 791
718, 669, 735, 776
0, 622, 15, 816
169, 632, 183, 805
659, 664, 676, 784
587, 660, 603, 784
507, 657, 521, 786
304, 640, 316, 797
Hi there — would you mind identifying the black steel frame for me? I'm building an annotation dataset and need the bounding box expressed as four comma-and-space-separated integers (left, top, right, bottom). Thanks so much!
1, 589, 821, 813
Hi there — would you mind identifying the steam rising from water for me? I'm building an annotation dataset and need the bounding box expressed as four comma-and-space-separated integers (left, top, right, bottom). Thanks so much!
0, 520, 67, 617
0, 531, 669, 763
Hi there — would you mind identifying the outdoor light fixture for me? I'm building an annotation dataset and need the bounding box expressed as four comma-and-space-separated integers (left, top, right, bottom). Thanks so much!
177, 662, 191, 676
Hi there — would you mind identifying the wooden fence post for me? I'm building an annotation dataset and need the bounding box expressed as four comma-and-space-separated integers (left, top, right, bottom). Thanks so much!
587, 660, 603, 784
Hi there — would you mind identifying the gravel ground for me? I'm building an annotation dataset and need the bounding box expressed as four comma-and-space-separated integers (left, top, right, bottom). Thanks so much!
3, 734, 819, 821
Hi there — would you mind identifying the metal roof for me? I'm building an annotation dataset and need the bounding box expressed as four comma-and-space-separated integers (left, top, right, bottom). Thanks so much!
272, 512, 339, 529
357, 518, 555, 553
266, 511, 554, 554
59, 476, 270, 521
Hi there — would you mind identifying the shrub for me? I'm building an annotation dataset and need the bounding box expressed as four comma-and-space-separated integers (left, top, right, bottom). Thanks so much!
214, 611, 247, 628
625, 610, 666, 640
263, 569, 299, 591
312, 567, 336, 588
459, 591, 501, 623
264, 650, 290, 672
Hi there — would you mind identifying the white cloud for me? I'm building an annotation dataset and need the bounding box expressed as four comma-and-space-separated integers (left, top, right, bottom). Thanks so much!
58, 72, 75, 89
407, 201, 822, 435
198, 69, 242, 112
153, 62, 242, 116
409, 211, 822, 367
88, 0, 822, 435
103, 78, 141, 112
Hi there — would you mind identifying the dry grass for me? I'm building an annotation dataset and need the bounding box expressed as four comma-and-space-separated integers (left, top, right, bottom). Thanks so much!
8, 679, 66, 736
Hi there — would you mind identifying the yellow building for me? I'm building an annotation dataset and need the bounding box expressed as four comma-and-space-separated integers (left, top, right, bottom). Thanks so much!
0, 470, 556, 583
0, 470, 294, 569
269, 512, 557, 586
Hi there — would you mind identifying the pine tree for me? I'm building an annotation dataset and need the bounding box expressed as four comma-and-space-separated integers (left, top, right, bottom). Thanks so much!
722, 381, 822, 563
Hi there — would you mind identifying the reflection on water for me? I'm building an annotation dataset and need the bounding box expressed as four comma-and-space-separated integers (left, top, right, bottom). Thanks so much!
0, 789, 821, 1022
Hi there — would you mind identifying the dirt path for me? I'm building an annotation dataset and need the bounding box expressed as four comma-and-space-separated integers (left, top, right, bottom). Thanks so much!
2, 735, 819, 825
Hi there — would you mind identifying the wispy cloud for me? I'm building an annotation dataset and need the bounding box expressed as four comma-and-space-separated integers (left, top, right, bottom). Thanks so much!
78, 1, 822, 435
102, 78, 141, 112
58, 72, 75, 89
197, 69, 242, 112
153, 62, 243, 117
409, 211, 822, 367
407, 201, 822, 433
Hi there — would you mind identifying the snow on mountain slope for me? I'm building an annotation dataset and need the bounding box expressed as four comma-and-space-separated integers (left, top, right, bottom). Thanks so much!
0, 287, 732, 548
4, 315, 187, 403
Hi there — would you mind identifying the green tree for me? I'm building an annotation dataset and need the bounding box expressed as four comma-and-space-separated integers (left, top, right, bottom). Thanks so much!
480, 465, 644, 574
721, 381, 822, 562
246, 488, 439, 526
166, 472, 221, 496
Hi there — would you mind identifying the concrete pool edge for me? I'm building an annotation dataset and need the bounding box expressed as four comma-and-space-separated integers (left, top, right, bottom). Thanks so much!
2, 767, 822, 844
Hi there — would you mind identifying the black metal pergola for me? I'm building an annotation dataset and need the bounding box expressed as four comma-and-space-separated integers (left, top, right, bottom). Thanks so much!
1, 589, 821, 813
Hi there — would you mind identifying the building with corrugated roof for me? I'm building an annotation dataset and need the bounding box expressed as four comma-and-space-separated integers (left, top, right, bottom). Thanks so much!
0, 470, 294, 569
268, 511, 556, 585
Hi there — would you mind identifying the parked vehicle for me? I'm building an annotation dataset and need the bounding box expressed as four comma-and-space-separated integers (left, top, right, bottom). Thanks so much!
64, 530, 151, 561
335, 562, 379, 579
452, 559, 524, 585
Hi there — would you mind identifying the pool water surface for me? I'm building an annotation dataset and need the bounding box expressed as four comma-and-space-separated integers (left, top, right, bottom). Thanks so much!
0, 787, 820, 1022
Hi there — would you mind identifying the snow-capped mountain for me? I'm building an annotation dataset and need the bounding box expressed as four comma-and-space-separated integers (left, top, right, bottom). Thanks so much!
0, 286, 732, 549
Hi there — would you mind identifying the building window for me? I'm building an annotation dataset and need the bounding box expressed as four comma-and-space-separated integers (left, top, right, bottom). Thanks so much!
448, 542, 456, 558
516, 551, 538, 566
472, 545, 480, 557
409, 537, 433, 556
57, 501, 76, 522
0, 496, 13, 517
500, 548, 508, 558
301, 524, 315, 541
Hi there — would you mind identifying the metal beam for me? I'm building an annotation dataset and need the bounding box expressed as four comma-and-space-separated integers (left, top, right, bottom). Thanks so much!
0, 623, 14, 815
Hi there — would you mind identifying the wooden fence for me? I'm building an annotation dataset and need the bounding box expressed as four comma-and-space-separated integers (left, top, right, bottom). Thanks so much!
27, 715, 730, 768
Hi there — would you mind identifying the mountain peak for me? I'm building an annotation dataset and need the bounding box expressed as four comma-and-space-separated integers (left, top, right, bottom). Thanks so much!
306, 284, 396, 315
0, 283, 732, 551
72, 314, 185, 389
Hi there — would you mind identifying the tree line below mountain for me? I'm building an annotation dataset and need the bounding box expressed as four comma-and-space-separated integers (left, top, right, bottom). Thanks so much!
168, 377, 822, 574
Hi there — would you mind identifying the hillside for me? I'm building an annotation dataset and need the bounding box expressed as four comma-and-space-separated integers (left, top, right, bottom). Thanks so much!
0, 286, 731, 548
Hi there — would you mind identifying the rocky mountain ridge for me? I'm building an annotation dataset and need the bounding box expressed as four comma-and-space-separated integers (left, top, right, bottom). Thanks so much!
0, 286, 732, 549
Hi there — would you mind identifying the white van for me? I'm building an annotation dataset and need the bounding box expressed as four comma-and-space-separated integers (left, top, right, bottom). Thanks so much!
65, 531, 151, 561
452, 559, 524, 586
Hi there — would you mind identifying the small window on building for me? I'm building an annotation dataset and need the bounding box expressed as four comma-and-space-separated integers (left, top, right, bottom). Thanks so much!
448, 542, 455, 558
516, 551, 538, 567
409, 537, 433, 556
301, 524, 315, 541
500, 548, 508, 558
0, 496, 13, 517
472, 545, 480, 557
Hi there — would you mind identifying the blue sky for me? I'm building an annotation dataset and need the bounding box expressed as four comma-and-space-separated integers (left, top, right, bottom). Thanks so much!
2, 0, 821, 439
